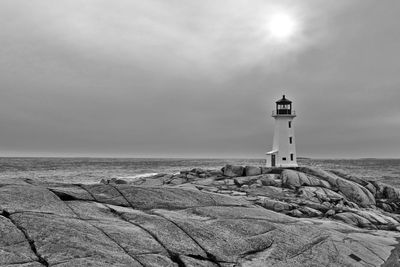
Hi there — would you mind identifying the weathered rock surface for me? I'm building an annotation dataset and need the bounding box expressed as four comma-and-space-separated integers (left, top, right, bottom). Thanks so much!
297, 167, 376, 207
222, 165, 245, 177
244, 166, 262, 176
281, 169, 331, 189
2, 165, 400, 266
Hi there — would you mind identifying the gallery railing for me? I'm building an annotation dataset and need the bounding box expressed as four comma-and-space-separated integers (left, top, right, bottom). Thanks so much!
272, 110, 296, 116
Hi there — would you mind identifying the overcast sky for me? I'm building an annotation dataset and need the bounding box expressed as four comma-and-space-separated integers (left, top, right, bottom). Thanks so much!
1, 0, 399, 158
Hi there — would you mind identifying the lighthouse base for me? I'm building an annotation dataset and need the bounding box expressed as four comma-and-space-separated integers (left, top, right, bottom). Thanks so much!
266, 151, 298, 167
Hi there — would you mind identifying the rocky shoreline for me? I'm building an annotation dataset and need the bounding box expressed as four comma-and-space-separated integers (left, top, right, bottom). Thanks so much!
2, 165, 400, 266
117, 164, 400, 231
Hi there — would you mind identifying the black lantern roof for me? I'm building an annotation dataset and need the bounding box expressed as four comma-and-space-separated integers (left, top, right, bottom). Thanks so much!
276, 95, 292, 104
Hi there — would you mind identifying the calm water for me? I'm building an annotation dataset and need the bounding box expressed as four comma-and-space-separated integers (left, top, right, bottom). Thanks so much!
0, 157, 399, 186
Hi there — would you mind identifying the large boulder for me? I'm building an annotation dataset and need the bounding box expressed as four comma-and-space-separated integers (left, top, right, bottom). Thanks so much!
335, 178, 376, 207
222, 165, 245, 177
244, 166, 262, 176
281, 169, 331, 189
298, 167, 376, 207
259, 174, 282, 187
372, 181, 400, 200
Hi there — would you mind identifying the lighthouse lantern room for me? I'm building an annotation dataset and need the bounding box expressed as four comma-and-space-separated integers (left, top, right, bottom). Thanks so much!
266, 95, 298, 167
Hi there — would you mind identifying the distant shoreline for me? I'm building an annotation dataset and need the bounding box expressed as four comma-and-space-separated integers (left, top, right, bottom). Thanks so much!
0, 156, 399, 160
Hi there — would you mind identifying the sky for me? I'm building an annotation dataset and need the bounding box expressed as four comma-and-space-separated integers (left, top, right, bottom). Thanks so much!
1, 0, 400, 158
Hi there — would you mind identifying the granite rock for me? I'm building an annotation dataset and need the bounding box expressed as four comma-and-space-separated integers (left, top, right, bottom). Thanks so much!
244, 166, 262, 176
2, 165, 400, 266
222, 165, 245, 177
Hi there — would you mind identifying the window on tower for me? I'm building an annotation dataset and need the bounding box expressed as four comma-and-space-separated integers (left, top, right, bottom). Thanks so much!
290, 154, 294, 161
282, 157, 286, 161
288, 121, 292, 128
289, 137, 293, 144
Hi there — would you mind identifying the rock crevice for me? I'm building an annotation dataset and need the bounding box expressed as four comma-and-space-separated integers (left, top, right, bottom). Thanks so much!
105, 206, 193, 267
1, 210, 49, 267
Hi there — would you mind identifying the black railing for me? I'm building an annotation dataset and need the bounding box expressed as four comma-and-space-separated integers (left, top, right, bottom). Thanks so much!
272, 110, 296, 116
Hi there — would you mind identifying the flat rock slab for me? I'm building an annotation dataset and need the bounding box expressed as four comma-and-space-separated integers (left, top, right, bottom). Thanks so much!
112, 185, 251, 210
0, 185, 75, 216
10, 212, 143, 266
109, 204, 208, 258
153, 208, 276, 263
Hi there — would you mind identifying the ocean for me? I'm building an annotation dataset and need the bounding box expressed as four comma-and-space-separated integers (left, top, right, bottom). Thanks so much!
0, 157, 399, 187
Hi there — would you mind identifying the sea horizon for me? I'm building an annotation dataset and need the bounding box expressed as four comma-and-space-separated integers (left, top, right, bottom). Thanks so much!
1, 155, 399, 160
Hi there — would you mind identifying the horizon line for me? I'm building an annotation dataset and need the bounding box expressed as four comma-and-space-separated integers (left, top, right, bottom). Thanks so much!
0, 155, 399, 160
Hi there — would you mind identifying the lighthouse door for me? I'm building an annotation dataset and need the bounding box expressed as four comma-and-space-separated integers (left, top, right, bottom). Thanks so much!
271, 155, 276, 167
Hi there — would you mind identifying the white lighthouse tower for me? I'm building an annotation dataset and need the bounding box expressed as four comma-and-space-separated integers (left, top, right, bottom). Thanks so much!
266, 95, 298, 167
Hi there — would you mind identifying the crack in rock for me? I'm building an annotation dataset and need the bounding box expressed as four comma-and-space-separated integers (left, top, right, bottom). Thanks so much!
78, 184, 100, 202
108, 181, 248, 267
89, 223, 146, 266
106, 206, 188, 267
48, 188, 81, 201
108, 184, 138, 210
288, 236, 330, 260
1, 209, 49, 267
149, 211, 222, 267
63, 202, 145, 267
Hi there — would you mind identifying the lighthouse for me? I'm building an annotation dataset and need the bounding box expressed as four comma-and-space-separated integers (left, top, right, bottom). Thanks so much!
266, 95, 298, 167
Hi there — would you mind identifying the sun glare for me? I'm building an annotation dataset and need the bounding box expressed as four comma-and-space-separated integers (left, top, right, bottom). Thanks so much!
268, 13, 297, 41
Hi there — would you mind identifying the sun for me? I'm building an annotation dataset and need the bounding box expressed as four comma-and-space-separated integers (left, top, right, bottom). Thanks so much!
268, 12, 297, 41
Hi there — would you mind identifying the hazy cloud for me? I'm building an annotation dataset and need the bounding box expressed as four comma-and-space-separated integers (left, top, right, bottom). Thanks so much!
0, 0, 399, 158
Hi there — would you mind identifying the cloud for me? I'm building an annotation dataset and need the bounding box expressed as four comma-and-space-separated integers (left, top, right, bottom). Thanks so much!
1, 0, 359, 78
0, 0, 399, 158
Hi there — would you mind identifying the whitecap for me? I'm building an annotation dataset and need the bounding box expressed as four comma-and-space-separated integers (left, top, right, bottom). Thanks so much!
116, 172, 159, 181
